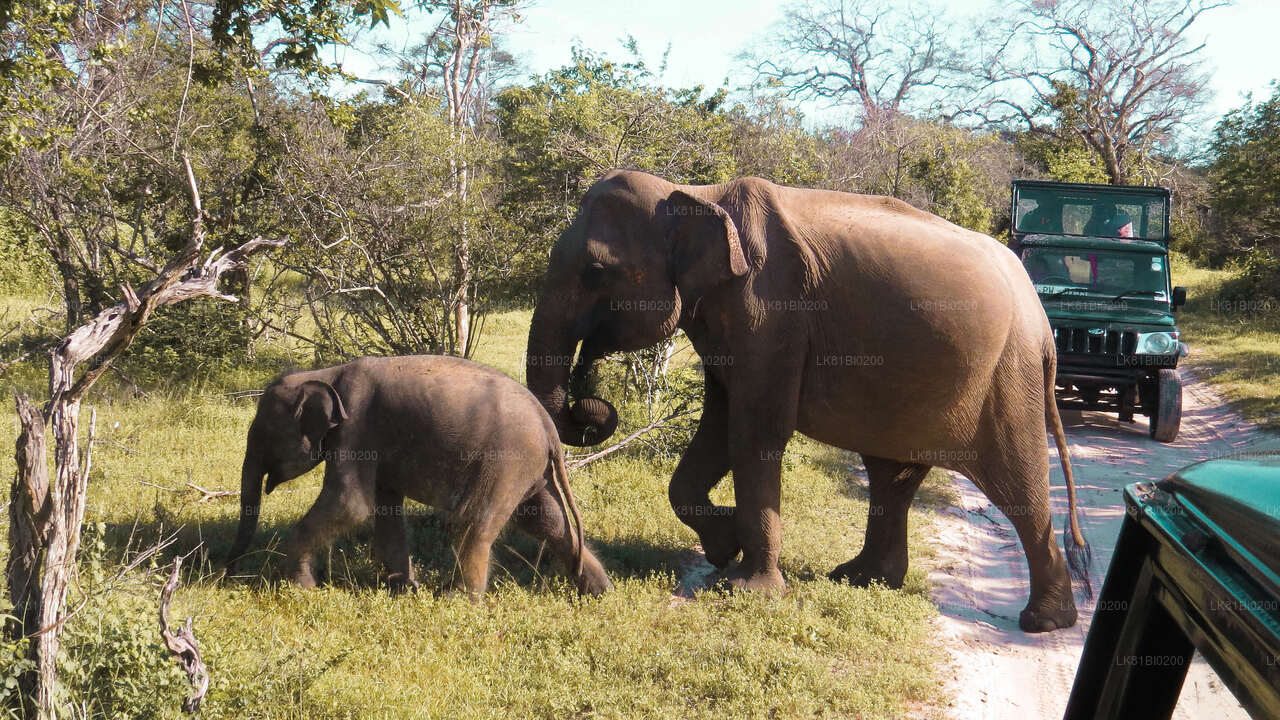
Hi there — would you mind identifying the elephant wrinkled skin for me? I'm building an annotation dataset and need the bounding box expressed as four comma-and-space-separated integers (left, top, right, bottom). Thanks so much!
228, 355, 611, 597
525, 169, 1089, 632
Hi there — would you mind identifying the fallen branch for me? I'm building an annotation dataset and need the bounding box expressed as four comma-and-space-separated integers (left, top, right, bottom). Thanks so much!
186, 481, 238, 503
158, 555, 208, 714
565, 408, 699, 470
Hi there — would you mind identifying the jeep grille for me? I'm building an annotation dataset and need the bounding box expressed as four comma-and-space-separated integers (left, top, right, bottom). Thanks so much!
1054, 327, 1138, 356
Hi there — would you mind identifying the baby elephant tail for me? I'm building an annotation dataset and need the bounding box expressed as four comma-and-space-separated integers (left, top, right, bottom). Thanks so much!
549, 447, 586, 578
1045, 349, 1093, 599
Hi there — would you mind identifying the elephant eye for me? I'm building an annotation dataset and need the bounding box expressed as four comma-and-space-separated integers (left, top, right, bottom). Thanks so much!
582, 262, 608, 290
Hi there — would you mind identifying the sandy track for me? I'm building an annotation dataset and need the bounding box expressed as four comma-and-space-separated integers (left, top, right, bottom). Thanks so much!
930, 371, 1280, 719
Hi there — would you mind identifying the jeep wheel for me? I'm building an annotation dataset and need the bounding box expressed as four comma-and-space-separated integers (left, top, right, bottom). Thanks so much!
1149, 369, 1182, 443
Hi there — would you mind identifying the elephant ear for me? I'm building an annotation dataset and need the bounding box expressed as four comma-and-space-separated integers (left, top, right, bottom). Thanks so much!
293, 380, 348, 452
664, 190, 750, 307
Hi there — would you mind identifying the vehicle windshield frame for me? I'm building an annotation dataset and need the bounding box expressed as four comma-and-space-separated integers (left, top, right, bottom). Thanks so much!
1012, 183, 1171, 242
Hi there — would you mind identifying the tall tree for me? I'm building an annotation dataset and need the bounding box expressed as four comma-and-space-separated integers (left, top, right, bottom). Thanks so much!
740, 0, 961, 124
0, 0, 399, 333
966, 0, 1228, 184
413, 0, 523, 356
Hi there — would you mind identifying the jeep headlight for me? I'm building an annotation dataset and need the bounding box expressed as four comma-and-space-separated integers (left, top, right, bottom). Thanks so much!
1136, 331, 1179, 355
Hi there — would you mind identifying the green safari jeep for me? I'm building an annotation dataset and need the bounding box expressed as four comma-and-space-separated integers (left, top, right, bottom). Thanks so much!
1010, 179, 1188, 442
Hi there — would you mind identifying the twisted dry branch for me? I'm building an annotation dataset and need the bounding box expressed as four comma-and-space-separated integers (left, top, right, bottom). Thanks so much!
158, 555, 208, 714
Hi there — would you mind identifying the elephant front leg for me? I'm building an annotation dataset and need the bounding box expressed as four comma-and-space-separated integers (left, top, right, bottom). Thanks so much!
281, 470, 373, 587
668, 377, 738, 568
723, 372, 799, 593
722, 430, 788, 593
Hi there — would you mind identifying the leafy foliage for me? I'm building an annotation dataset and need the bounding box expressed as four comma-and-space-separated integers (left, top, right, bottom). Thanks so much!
1205, 83, 1280, 279
495, 45, 737, 295
56, 525, 188, 719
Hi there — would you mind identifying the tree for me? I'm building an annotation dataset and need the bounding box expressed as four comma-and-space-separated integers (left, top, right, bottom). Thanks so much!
8, 159, 282, 719
0, 0, 400, 335
813, 115, 1008, 233
1205, 83, 1280, 275
274, 95, 524, 358
410, 0, 524, 355
740, 0, 962, 124
967, 0, 1229, 184
496, 44, 736, 272
724, 95, 824, 187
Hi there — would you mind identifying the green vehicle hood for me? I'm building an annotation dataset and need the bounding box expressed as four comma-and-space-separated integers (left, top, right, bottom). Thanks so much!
1040, 297, 1177, 327
1159, 454, 1280, 603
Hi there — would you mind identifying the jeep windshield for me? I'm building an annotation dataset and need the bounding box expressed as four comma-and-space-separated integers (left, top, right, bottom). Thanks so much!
1020, 247, 1170, 302
1013, 187, 1169, 241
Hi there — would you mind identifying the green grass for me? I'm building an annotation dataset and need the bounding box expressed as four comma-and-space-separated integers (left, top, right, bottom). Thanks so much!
1174, 256, 1280, 429
0, 302, 951, 719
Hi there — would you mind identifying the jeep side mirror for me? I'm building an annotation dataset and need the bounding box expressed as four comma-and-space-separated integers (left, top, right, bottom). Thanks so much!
1172, 286, 1187, 309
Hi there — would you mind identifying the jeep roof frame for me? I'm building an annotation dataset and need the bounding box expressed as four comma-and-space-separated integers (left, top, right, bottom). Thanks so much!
1010, 179, 1173, 244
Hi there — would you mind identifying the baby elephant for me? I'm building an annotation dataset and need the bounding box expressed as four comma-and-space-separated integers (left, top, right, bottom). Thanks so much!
227, 355, 612, 597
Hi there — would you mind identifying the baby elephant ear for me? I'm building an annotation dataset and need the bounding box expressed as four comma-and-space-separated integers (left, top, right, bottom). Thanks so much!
664, 190, 749, 305
293, 380, 348, 430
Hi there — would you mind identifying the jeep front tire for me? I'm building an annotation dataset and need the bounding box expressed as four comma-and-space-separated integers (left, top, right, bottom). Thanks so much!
1149, 369, 1183, 443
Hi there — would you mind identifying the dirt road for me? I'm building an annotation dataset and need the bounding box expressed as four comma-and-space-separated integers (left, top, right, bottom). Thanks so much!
930, 371, 1280, 719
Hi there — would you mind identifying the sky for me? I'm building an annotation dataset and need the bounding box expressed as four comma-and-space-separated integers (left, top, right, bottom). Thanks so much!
335, 0, 1280, 131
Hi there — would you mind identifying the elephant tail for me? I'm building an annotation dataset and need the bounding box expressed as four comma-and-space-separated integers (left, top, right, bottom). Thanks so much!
549, 446, 586, 579
1045, 350, 1094, 599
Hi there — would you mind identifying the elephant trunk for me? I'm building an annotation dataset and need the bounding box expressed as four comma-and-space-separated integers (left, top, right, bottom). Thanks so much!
227, 444, 264, 570
527, 290, 618, 447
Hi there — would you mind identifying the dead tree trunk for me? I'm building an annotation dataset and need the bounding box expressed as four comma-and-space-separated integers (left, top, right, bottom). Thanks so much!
4, 157, 284, 719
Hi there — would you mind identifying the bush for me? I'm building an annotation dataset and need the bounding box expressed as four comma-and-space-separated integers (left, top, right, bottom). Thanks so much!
119, 298, 251, 383
0, 210, 52, 296
57, 525, 189, 719
1219, 248, 1280, 304
0, 631, 34, 719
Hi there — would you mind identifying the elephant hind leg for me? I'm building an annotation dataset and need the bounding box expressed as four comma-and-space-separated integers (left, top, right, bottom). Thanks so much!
513, 486, 611, 596
449, 515, 505, 599
964, 446, 1077, 633
448, 472, 537, 598
829, 456, 929, 589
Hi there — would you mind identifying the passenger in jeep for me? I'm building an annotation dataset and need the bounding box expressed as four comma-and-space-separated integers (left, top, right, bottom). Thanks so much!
1022, 197, 1064, 233
1084, 204, 1134, 237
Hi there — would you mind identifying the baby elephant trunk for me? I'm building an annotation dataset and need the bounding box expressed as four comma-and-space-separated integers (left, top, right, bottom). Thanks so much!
227, 449, 264, 571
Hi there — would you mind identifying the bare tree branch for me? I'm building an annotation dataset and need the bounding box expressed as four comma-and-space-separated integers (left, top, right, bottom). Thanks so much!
960, 0, 1229, 182
740, 0, 963, 123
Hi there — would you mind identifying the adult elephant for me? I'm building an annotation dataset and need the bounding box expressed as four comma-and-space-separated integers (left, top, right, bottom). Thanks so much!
526, 170, 1090, 632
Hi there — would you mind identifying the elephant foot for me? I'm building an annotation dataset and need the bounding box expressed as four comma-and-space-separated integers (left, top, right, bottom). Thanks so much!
574, 554, 613, 597
384, 573, 420, 595
287, 563, 318, 589
717, 564, 786, 595
696, 511, 741, 569
1018, 596, 1078, 632
828, 555, 907, 589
